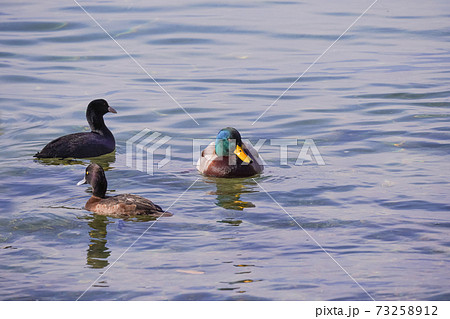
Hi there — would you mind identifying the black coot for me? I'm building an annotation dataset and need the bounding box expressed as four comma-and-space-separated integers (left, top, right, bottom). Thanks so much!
34, 99, 116, 158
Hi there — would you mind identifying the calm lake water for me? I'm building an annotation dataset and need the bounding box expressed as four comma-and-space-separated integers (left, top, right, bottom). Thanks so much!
0, 0, 449, 301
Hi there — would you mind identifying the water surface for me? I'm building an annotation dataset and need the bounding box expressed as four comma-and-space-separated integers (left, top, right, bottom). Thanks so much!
0, 0, 449, 300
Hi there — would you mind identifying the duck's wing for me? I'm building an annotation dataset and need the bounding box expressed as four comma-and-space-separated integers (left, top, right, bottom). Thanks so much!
116, 194, 172, 216
92, 194, 172, 217
196, 141, 216, 173
35, 132, 89, 158
34, 132, 114, 158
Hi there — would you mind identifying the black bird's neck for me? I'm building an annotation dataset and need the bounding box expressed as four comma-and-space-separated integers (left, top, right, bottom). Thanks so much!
86, 110, 112, 136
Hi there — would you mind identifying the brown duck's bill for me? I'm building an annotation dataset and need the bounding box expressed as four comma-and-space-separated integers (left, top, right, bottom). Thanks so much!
77, 177, 87, 186
108, 106, 117, 114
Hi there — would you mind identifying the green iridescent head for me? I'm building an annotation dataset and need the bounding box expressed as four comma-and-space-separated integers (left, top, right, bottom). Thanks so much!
215, 127, 252, 163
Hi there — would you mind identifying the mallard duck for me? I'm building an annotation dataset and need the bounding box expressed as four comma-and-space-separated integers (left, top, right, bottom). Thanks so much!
197, 127, 263, 178
77, 163, 172, 218
34, 99, 116, 158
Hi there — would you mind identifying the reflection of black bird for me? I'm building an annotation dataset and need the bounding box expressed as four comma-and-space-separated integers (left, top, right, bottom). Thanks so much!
34, 152, 116, 169
77, 163, 172, 218
86, 215, 110, 269
34, 99, 116, 158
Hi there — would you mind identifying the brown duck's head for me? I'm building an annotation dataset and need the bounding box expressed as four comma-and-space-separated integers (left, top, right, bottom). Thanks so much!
77, 163, 107, 198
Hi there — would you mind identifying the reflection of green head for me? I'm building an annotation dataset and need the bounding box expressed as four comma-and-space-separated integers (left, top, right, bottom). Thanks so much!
215, 127, 252, 163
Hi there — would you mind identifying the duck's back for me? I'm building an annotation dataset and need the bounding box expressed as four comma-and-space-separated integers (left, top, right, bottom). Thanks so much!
86, 194, 171, 217
35, 132, 115, 158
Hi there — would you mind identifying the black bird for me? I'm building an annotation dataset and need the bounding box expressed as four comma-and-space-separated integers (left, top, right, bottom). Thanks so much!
34, 99, 116, 158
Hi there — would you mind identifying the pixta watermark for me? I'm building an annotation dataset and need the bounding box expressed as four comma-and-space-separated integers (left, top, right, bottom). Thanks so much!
126, 129, 172, 174
127, 130, 325, 175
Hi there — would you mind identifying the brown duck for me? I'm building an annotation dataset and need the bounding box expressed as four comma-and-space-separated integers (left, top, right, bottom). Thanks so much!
77, 163, 172, 218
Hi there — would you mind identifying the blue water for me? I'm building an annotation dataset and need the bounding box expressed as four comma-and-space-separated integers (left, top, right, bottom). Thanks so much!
0, 0, 449, 300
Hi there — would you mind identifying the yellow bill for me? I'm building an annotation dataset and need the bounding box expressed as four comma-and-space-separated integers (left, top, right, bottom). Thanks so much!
234, 145, 252, 164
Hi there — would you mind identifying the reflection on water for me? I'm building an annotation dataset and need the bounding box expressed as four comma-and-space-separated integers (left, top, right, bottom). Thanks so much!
34, 151, 116, 170
85, 214, 111, 269
218, 262, 262, 294
204, 176, 259, 226
205, 177, 258, 211
82, 212, 161, 270
0, 0, 449, 301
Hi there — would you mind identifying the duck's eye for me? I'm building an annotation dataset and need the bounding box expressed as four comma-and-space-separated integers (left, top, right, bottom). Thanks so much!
86, 171, 89, 175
